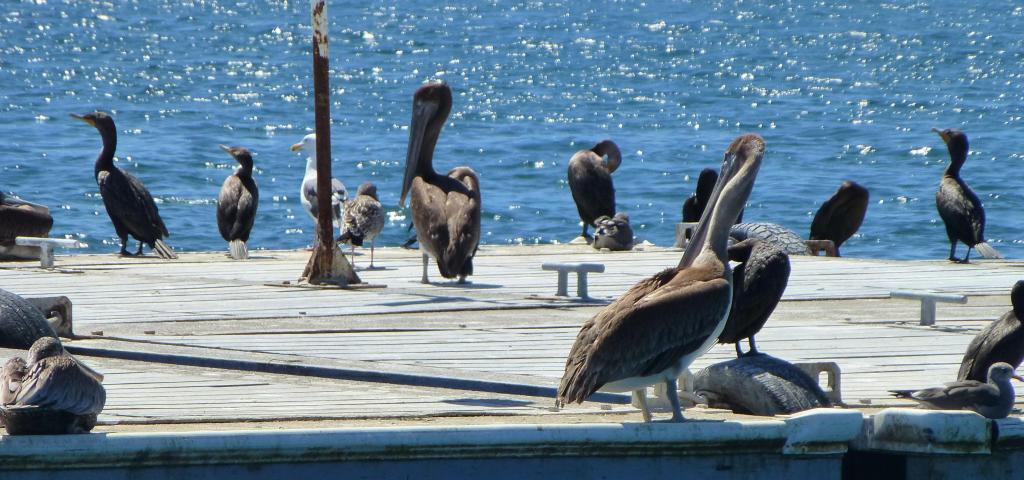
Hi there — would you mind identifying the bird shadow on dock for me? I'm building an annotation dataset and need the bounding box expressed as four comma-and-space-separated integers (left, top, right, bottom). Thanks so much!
443, 398, 533, 408
425, 281, 503, 289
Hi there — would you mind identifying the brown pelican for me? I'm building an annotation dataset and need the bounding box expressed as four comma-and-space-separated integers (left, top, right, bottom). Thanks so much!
71, 112, 176, 259
558, 134, 764, 422
291, 133, 347, 230
717, 238, 790, 357
567, 140, 621, 240
0, 192, 53, 260
934, 128, 1001, 263
592, 212, 634, 251
217, 145, 259, 260
809, 181, 868, 257
958, 281, 1024, 382
1, 337, 106, 434
890, 362, 1021, 419
400, 82, 481, 284
338, 182, 386, 269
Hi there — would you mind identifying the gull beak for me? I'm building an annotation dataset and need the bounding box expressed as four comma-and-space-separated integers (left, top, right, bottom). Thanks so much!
290, 142, 303, 152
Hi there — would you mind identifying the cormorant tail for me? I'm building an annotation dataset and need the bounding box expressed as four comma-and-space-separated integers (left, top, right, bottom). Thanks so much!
229, 240, 248, 260
154, 239, 177, 260
976, 242, 1003, 259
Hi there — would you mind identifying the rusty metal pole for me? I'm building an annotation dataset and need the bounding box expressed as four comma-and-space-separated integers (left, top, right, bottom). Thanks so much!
302, 0, 359, 285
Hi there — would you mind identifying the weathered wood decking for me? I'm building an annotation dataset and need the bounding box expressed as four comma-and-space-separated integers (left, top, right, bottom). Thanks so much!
1, 245, 1022, 426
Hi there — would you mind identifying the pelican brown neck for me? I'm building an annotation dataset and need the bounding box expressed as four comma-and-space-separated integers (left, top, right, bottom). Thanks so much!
400, 83, 451, 206
681, 134, 764, 267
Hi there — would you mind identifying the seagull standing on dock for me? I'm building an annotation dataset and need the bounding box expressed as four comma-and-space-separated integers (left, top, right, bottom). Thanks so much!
291, 133, 347, 232
890, 362, 1022, 419
558, 134, 764, 422
216, 145, 259, 260
71, 111, 176, 259
338, 182, 386, 269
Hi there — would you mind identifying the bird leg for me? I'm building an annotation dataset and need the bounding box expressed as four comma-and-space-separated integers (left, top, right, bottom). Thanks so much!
369, 241, 376, 269
135, 241, 144, 256
948, 241, 961, 263
118, 237, 132, 257
745, 336, 760, 356
734, 342, 744, 358
421, 253, 430, 284
350, 244, 356, 269
632, 389, 653, 422
963, 247, 973, 264
663, 377, 685, 422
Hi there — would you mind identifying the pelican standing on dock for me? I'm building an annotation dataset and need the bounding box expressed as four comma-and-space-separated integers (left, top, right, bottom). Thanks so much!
567, 140, 621, 241
216, 145, 259, 260
717, 238, 790, 357
809, 180, 868, 257
558, 134, 764, 422
934, 128, 1001, 263
71, 112, 176, 259
400, 82, 481, 284
338, 182, 386, 269
958, 281, 1024, 382
291, 133, 347, 232
0, 193, 53, 260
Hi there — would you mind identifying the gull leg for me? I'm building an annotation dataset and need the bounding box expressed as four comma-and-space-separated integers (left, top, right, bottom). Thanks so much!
369, 241, 376, 269
350, 244, 356, 269
633, 389, 653, 423
421, 253, 429, 284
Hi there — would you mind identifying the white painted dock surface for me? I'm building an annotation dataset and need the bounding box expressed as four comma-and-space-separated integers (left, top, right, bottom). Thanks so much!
1, 245, 1023, 427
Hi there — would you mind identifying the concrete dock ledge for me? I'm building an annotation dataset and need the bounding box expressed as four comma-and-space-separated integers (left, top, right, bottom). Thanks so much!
0, 411, 861, 478
853, 408, 991, 455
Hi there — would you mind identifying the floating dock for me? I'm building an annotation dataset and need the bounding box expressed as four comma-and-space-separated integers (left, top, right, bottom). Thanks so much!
1, 244, 1023, 478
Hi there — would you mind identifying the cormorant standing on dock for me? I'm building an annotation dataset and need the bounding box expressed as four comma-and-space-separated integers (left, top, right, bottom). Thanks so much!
71, 112, 175, 259
567, 140, 621, 240
933, 128, 1000, 263
216, 145, 259, 260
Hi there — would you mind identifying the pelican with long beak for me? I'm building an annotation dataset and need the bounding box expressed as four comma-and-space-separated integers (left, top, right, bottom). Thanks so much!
558, 134, 764, 422
400, 82, 481, 284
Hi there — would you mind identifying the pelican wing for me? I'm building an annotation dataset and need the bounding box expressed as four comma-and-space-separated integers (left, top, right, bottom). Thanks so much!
567, 152, 615, 226
559, 265, 730, 404
936, 178, 985, 245
14, 357, 106, 415
0, 203, 52, 244
98, 169, 169, 241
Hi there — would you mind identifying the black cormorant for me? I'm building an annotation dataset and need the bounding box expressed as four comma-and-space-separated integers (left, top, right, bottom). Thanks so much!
717, 238, 790, 357
216, 145, 258, 260
71, 112, 175, 259
933, 128, 1000, 263
567, 140, 621, 240
809, 181, 869, 257
958, 281, 1024, 382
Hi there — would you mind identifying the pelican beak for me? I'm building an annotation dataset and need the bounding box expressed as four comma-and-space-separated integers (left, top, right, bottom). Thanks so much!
679, 150, 740, 267
69, 113, 95, 127
401, 98, 438, 207
290, 142, 303, 152
932, 128, 950, 144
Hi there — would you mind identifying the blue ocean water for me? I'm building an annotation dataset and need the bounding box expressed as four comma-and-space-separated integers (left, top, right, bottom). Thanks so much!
2, 1, 1023, 259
